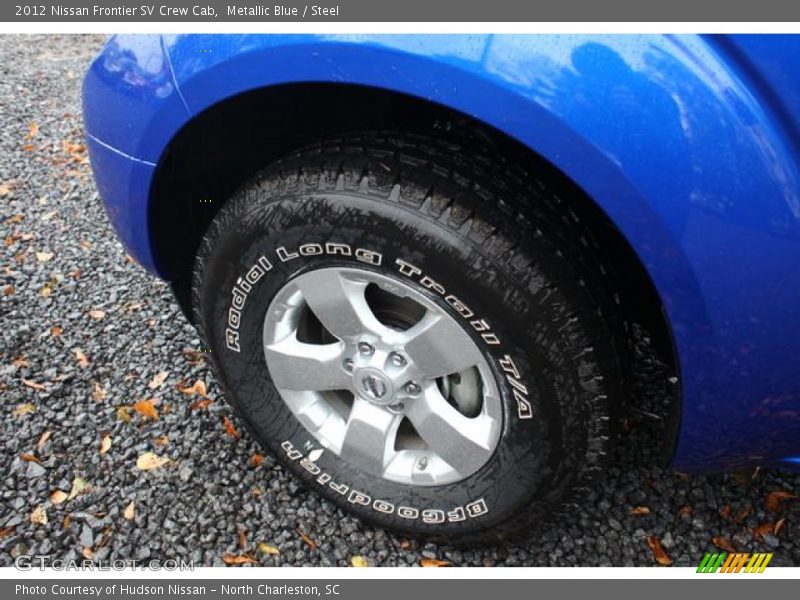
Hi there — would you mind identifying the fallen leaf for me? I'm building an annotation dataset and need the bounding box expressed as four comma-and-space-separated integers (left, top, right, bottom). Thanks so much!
0, 526, 15, 539
238, 529, 247, 549
35, 251, 53, 262
51, 326, 62, 336
222, 554, 257, 566
25, 121, 39, 140
67, 477, 89, 501
88, 309, 106, 320
13, 403, 36, 415
190, 398, 213, 411
153, 435, 169, 448
123, 501, 135, 521
223, 416, 240, 441
719, 505, 733, 519
258, 542, 280, 555
147, 371, 168, 390
712, 536, 737, 553
251, 453, 265, 467
351, 556, 369, 567
400, 539, 412, 550
50, 490, 68, 505
20, 453, 42, 464
63, 514, 72, 529
295, 529, 317, 551
133, 399, 159, 421
92, 381, 106, 402
629, 506, 651, 516
12, 356, 29, 368
765, 490, 798, 513
179, 379, 207, 397
116, 406, 133, 423
182, 349, 204, 365
74, 348, 89, 368
676, 505, 693, 518
37, 430, 52, 450
775, 518, 786, 536
99, 435, 112, 455
30, 506, 48, 525
420, 558, 450, 567
136, 452, 170, 471
39, 285, 53, 298
752, 522, 775, 542
22, 379, 48, 391
2, 285, 13, 296
646, 535, 673, 566
82, 547, 94, 560
0, 181, 16, 196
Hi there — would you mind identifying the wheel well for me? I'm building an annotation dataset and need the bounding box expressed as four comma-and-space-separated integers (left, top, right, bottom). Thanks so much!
149, 82, 680, 452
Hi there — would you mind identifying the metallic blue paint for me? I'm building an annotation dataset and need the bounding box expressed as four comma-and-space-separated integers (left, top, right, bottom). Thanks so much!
83, 34, 800, 473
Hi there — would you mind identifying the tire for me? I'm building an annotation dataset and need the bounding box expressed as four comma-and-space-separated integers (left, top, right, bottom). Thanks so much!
192, 132, 624, 545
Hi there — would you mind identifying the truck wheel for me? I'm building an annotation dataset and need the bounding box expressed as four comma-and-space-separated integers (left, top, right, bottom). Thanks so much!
192, 133, 622, 544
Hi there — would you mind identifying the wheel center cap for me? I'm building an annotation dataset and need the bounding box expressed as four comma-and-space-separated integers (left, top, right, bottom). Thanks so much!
355, 368, 394, 405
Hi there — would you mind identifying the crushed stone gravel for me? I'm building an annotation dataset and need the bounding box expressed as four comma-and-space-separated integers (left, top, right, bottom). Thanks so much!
1, 34, 798, 567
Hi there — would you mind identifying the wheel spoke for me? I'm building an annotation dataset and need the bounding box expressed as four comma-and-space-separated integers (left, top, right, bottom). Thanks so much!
264, 336, 350, 391
338, 398, 399, 476
406, 385, 496, 476
400, 312, 484, 379
294, 269, 385, 341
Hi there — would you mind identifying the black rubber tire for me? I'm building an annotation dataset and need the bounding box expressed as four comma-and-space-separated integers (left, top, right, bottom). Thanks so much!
192, 132, 624, 545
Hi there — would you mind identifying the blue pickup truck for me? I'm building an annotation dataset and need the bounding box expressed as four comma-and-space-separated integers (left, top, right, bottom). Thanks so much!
83, 34, 800, 543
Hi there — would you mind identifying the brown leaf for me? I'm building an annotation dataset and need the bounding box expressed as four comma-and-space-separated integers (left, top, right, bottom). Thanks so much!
147, 371, 168, 390
629, 506, 651, 516
99, 435, 112, 455
12, 356, 29, 368
0, 526, 15, 540
646, 535, 673, 566
22, 379, 48, 391
181, 349, 204, 365
20, 453, 42, 464
719, 505, 733, 519
133, 399, 159, 421
74, 348, 89, 368
752, 522, 775, 542
30, 506, 48, 525
116, 405, 133, 423
82, 547, 94, 560
37, 430, 52, 451
63, 514, 72, 529
712, 536, 737, 553
400, 539, 412, 550
223, 416, 240, 441
258, 542, 280, 555
238, 529, 247, 549
136, 452, 170, 471
88, 309, 106, 320
420, 558, 450, 567
179, 379, 207, 397
153, 435, 169, 448
25, 121, 39, 140
251, 453, 265, 467
765, 490, 798, 513
2, 285, 14, 296
123, 501, 135, 521
190, 398, 213, 411
50, 490, 68, 505
35, 251, 53, 262
351, 556, 369, 567
774, 518, 786, 536
222, 553, 257, 566
92, 381, 106, 402
295, 529, 317, 551
51, 326, 62, 336
676, 505, 693, 518
12, 403, 36, 415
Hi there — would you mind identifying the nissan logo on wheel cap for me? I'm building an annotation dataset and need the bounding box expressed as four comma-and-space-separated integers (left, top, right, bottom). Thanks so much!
355, 369, 394, 404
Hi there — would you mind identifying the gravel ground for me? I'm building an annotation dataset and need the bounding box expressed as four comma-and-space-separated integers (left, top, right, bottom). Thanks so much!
1, 34, 799, 568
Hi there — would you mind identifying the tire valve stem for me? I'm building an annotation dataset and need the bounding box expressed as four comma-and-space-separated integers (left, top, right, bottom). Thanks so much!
417, 456, 429, 471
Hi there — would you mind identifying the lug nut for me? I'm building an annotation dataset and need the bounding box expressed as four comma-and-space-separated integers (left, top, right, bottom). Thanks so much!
357, 342, 374, 356
405, 381, 421, 396
416, 456, 429, 471
389, 352, 406, 367
342, 358, 354, 373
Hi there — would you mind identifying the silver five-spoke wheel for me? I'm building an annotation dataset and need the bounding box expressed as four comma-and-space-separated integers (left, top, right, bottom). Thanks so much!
262, 267, 502, 486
